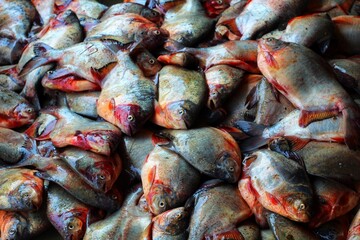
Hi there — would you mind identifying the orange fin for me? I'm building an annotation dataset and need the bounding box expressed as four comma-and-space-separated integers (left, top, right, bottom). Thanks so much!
284, 136, 310, 151
206, 230, 245, 240
343, 104, 360, 150
90, 61, 117, 83
299, 109, 339, 127
245, 84, 259, 109
151, 133, 170, 146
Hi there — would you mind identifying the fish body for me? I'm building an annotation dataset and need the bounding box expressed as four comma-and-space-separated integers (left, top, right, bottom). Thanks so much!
141, 145, 201, 215
157, 127, 242, 183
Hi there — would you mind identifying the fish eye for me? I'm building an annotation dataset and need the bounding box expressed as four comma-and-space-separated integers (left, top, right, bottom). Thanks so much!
111, 195, 118, 200
228, 166, 234, 172
149, 59, 155, 64
176, 213, 182, 219
217, 0, 222, 4
68, 224, 74, 230
299, 203, 306, 211
102, 135, 109, 140
9, 229, 16, 235
98, 174, 106, 180
48, 70, 54, 74
127, 115, 135, 122
23, 193, 29, 198
159, 201, 165, 208
211, 92, 217, 96
154, 30, 161, 35
178, 109, 184, 115
152, 12, 157, 16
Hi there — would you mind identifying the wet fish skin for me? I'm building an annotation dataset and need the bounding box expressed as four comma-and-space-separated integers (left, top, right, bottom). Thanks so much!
157, 127, 242, 183
152, 65, 207, 129
97, 49, 155, 136
64, 91, 100, 119
313, 215, 350, 240
0, 38, 24, 65
239, 150, 314, 222
257, 38, 360, 150
141, 145, 201, 215
46, 184, 103, 240
152, 207, 190, 240
0, 168, 44, 211
329, 57, 360, 95
235, 0, 308, 40
0, 65, 24, 91
54, 0, 108, 19
187, 180, 252, 239
83, 186, 152, 240
0, 210, 29, 240
348, 208, 360, 240
60, 147, 122, 193
0, 87, 36, 129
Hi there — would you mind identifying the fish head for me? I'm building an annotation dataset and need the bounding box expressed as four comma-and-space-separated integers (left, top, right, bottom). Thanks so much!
259, 38, 288, 53
140, 8, 163, 25
215, 152, 241, 183
11, 183, 43, 210
203, 0, 230, 17
155, 207, 190, 235
62, 216, 86, 240
114, 103, 145, 136
207, 85, 225, 109
284, 193, 314, 222
142, 27, 169, 49
164, 100, 197, 129
133, 49, 162, 77
13, 103, 36, 123
73, 130, 119, 156
85, 161, 115, 193
148, 184, 174, 215
56, 10, 79, 25
0, 213, 28, 240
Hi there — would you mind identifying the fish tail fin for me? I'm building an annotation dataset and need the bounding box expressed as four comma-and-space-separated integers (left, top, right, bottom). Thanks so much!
10, 39, 27, 64
234, 120, 268, 152
343, 104, 360, 150
19, 43, 57, 76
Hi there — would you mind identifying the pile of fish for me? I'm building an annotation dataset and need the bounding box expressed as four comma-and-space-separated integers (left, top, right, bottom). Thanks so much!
0, 0, 359, 239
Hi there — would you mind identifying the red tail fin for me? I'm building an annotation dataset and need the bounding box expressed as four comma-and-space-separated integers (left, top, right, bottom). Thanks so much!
343, 104, 360, 150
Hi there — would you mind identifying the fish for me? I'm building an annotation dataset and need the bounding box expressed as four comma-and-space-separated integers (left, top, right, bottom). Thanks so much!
266, 212, 318, 240
306, 0, 355, 13
201, 0, 231, 18
59, 147, 122, 193
152, 65, 207, 129
280, 13, 334, 53
19, 40, 118, 86
0, 127, 38, 164
46, 183, 104, 240
239, 149, 314, 222
348, 208, 360, 240
150, 207, 190, 240
54, 0, 108, 19
187, 180, 252, 239
0, 37, 25, 66
0, 168, 43, 211
161, 0, 215, 46
30, 0, 55, 25
313, 215, 350, 240
329, 57, 360, 95
309, 176, 359, 228
235, 0, 308, 40
0, 210, 29, 240
0, 0, 36, 41
141, 145, 201, 215
260, 229, 276, 240
121, 129, 155, 183
0, 65, 24, 91
78, 14, 100, 33
156, 127, 242, 183
237, 220, 261, 240
85, 13, 168, 50
221, 74, 263, 127
83, 185, 152, 240
97, 44, 155, 136
131, 47, 163, 77
159, 40, 259, 73
257, 38, 360, 150
25, 107, 121, 156
0, 87, 36, 129
252, 78, 295, 126
214, 0, 248, 40
64, 91, 100, 119
5, 155, 123, 211
331, 15, 360, 56
205, 65, 245, 110
100, 3, 163, 25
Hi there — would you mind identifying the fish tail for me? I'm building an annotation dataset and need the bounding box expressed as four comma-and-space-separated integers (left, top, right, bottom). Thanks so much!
10, 39, 27, 64
19, 43, 57, 76
234, 120, 268, 152
343, 103, 360, 150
